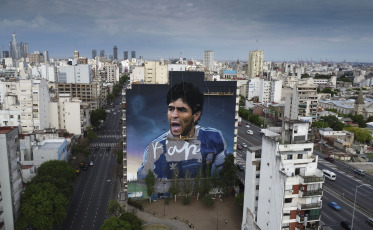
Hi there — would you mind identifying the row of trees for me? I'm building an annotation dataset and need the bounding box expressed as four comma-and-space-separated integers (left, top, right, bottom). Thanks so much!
16, 160, 76, 230
144, 155, 238, 205
239, 107, 264, 127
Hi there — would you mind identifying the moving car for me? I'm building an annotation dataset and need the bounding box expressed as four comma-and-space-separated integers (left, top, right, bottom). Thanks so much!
106, 147, 111, 151
354, 169, 365, 176
329, 202, 341, 211
89, 161, 94, 166
242, 143, 248, 148
237, 144, 243, 150
324, 156, 335, 163
340, 221, 352, 230
245, 123, 250, 128
247, 130, 253, 135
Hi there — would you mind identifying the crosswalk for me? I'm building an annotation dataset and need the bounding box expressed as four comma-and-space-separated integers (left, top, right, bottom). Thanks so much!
90, 142, 118, 148
98, 135, 123, 139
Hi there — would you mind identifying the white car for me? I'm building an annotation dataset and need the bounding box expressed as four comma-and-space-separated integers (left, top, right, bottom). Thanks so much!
245, 123, 250, 128
242, 143, 248, 148
247, 130, 253, 135
89, 161, 94, 166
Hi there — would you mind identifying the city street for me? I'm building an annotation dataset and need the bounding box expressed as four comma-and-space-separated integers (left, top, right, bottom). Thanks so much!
56, 97, 122, 230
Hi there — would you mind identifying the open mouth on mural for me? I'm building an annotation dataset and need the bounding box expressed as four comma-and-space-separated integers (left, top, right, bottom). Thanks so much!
171, 121, 181, 133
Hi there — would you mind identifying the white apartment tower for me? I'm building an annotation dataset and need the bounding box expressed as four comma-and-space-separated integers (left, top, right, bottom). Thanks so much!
0, 126, 23, 230
144, 61, 168, 84
0, 79, 50, 133
242, 121, 324, 230
284, 82, 318, 120
203, 50, 214, 72
58, 64, 92, 84
248, 50, 264, 78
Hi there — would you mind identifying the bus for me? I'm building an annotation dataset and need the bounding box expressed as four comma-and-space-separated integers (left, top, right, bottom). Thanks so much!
322, 169, 336, 181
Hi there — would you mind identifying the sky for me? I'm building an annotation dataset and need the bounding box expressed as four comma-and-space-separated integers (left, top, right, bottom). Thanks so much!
1, 0, 373, 62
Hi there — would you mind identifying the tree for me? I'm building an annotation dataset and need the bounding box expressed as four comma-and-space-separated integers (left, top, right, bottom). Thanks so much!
344, 127, 372, 143
19, 182, 68, 230
312, 121, 329, 129
349, 114, 366, 128
87, 126, 98, 141
220, 154, 236, 195
31, 160, 76, 197
100, 217, 131, 230
119, 212, 142, 230
145, 170, 156, 203
239, 96, 245, 107
91, 108, 107, 127
168, 169, 180, 202
238, 107, 249, 120
107, 93, 115, 102
107, 200, 125, 217
235, 192, 244, 209
201, 164, 212, 195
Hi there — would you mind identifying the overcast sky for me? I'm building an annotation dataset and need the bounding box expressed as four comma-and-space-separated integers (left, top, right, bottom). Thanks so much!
1, 0, 373, 62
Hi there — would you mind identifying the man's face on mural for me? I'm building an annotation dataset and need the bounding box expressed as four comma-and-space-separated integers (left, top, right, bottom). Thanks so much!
168, 98, 201, 138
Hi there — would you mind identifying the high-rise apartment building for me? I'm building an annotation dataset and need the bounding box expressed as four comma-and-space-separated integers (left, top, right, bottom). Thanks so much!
92, 49, 97, 59
242, 121, 324, 230
124, 51, 128, 60
113, 46, 118, 60
203, 50, 214, 71
144, 60, 168, 84
8, 33, 28, 60
0, 126, 23, 230
0, 79, 51, 133
28, 51, 43, 64
284, 81, 318, 120
58, 64, 92, 84
100, 50, 105, 57
74, 50, 79, 59
248, 50, 264, 78
131, 51, 136, 59
43, 51, 49, 62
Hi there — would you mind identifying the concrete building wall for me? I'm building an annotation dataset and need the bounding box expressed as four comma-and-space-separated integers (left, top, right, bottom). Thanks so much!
130, 66, 145, 83
248, 50, 264, 78
0, 127, 22, 230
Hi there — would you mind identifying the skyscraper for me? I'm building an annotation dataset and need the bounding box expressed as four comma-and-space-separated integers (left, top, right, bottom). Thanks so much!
124, 51, 128, 60
100, 50, 105, 57
43, 51, 49, 62
248, 50, 264, 78
203, 50, 214, 71
8, 33, 28, 60
113, 46, 118, 60
131, 51, 136, 59
92, 49, 97, 59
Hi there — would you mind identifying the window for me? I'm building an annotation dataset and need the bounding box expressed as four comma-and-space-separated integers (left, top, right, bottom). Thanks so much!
287, 154, 293, 160
256, 185, 260, 190
297, 154, 303, 159
284, 198, 292, 203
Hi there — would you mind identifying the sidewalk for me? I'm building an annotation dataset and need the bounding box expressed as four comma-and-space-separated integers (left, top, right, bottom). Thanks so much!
128, 205, 191, 230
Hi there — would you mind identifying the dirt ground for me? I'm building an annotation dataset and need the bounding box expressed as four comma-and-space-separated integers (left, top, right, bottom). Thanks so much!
142, 195, 242, 230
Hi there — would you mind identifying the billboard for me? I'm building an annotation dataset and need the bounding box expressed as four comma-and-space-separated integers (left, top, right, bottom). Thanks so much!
126, 72, 237, 180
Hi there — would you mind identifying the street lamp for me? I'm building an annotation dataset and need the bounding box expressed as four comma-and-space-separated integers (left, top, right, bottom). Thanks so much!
163, 182, 166, 216
351, 184, 369, 229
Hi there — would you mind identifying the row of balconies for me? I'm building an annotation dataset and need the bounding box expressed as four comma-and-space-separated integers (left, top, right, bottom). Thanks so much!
297, 201, 322, 210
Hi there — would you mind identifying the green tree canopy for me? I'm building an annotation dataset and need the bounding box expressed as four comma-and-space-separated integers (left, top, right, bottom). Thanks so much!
344, 127, 372, 143
119, 212, 142, 230
20, 182, 68, 230
107, 93, 115, 102
312, 121, 329, 129
100, 217, 131, 230
87, 126, 98, 141
91, 108, 107, 127
107, 200, 125, 217
348, 114, 366, 128
220, 154, 237, 194
31, 160, 76, 197
145, 170, 156, 202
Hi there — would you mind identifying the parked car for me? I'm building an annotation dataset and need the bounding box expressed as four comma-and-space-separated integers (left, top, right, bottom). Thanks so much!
325, 156, 335, 163
329, 202, 341, 211
354, 169, 365, 176
237, 144, 243, 150
340, 221, 352, 230
242, 143, 248, 148
106, 147, 111, 151
75, 168, 80, 174
238, 122, 242, 127
83, 163, 88, 170
247, 130, 253, 135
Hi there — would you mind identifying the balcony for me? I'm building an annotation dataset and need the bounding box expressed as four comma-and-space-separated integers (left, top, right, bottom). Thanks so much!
296, 214, 321, 223
299, 189, 323, 198
295, 227, 318, 230
297, 202, 322, 210
299, 171, 324, 184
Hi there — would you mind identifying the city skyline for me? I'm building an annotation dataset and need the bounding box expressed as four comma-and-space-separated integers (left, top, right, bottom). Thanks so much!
1, 0, 373, 62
